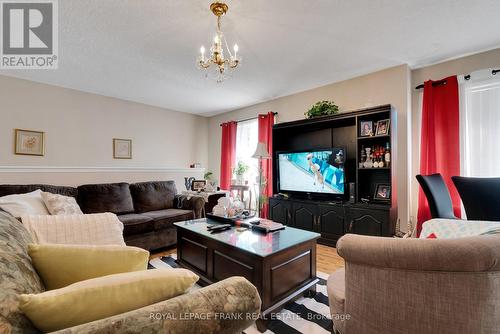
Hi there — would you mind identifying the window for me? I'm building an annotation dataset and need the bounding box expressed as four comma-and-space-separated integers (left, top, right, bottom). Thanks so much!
462, 74, 500, 177
235, 119, 259, 209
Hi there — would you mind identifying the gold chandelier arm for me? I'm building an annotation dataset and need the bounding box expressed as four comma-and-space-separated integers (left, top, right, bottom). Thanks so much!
198, 59, 212, 69
228, 59, 239, 69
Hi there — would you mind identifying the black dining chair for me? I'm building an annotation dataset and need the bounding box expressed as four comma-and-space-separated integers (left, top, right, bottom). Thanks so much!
416, 174, 457, 219
452, 176, 500, 221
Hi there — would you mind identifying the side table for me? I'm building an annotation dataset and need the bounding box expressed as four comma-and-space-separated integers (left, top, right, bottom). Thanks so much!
229, 184, 252, 211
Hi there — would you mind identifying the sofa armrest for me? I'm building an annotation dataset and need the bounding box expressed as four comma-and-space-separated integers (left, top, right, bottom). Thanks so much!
174, 195, 205, 218
51, 276, 261, 334
337, 233, 500, 272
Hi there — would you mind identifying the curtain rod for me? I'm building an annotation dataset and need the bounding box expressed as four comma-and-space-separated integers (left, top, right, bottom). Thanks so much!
415, 69, 499, 90
219, 112, 278, 126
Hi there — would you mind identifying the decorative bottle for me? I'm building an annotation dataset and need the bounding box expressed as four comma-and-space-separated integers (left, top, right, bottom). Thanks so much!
364, 147, 373, 168
384, 142, 391, 167
360, 145, 366, 168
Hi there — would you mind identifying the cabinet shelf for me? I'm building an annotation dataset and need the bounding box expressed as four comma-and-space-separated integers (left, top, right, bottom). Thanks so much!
358, 167, 391, 170
357, 135, 390, 140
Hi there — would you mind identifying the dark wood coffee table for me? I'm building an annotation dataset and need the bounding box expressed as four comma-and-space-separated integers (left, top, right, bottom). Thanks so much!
174, 218, 320, 330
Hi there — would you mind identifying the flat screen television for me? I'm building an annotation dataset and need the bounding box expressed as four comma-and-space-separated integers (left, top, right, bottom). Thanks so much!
277, 148, 346, 197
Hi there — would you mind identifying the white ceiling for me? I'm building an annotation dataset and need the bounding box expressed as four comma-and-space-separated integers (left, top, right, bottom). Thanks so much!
2, 0, 500, 116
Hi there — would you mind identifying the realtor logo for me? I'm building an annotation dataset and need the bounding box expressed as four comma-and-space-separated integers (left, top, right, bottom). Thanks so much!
1, 0, 58, 69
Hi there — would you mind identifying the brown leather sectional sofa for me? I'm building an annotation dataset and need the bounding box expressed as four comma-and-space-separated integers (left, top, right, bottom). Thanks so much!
0, 181, 205, 251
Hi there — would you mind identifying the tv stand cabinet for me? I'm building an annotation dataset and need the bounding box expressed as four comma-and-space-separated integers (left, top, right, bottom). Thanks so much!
270, 105, 397, 243
269, 197, 392, 246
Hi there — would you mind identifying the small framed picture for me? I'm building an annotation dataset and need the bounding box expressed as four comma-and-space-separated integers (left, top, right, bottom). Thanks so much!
375, 119, 390, 136
360, 121, 373, 137
15, 129, 45, 156
191, 180, 206, 191
374, 184, 391, 201
113, 138, 132, 159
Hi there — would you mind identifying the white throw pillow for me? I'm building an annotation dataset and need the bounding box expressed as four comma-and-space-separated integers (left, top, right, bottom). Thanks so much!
21, 213, 126, 246
41, 192, 83, 215
0, 189, 49, 218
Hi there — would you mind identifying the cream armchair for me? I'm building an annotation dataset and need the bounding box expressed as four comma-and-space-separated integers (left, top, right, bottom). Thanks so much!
327, 234, 500, 334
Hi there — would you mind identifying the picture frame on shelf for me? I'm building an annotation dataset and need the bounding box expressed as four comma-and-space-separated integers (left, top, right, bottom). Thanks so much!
359, 120, 373, 137
14, 129, 45, 156
191, 180, 207, 191
373, 183, 391, 201
375, 119, 390, 136
113, 138, 132, 159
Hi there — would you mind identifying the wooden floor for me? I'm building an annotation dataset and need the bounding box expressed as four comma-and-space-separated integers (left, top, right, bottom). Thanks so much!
151, 243, 344, 275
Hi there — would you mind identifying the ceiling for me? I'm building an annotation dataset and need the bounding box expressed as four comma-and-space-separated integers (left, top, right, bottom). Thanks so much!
2, 0, 500, 116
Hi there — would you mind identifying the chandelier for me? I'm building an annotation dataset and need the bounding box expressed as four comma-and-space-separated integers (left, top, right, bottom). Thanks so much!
198, 2, 240, 82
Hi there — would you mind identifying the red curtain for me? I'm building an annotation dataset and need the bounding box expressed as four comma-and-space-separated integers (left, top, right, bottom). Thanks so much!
220, 121, 237, 190
417, 76, 461, 236
258, 112, 275, 218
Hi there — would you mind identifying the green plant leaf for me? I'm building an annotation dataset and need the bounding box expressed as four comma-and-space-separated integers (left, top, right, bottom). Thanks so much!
304, 100, 339, 119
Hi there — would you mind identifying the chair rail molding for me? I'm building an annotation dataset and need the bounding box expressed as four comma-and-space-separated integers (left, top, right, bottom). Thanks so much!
0, 166, 205, 173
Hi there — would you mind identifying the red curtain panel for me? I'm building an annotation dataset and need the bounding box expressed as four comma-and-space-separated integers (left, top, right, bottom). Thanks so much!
417, 76, 461, 236
220, 121, 237, 190
258, 112, 275, 218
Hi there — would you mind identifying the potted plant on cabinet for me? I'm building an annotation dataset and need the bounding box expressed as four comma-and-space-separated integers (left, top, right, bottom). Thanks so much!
304, 100, 339, 119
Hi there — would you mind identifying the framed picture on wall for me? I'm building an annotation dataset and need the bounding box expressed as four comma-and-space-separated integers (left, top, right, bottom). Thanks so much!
113, 138, 132, 159
14, 129, 45, 156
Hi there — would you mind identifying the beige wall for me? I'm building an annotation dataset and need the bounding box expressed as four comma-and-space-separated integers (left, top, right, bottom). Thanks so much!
409, 48, 500, 222
208, 65, 411, 229
0, 75, 208, 186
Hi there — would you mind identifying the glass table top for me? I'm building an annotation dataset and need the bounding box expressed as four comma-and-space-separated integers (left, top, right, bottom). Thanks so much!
174, 218, 320, 257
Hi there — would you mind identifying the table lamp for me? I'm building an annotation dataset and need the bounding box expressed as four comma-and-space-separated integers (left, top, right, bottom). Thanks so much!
252, 142, 271, 217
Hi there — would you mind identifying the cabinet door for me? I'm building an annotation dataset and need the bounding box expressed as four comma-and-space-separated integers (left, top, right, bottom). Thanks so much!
346, 207, 388, 236
318, 204, 344, 240
269, 198, 291, 225
292, 202, 317, 231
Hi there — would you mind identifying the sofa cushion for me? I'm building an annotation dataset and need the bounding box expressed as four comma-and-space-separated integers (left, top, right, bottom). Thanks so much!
0, 211, 44, 334
77, 183, 134, 214
28, 244, 149, 290
0, 184, 78, 198
0, 189, 50, 218
21, 213, 126, 246
41, 191, 83, 215
129, 181, 177, 213
142, 209, 193, 230
19, 268, 199, 333
118, 213, 154, 236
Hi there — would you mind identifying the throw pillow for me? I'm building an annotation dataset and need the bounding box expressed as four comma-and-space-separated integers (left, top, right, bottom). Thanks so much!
40, 192, 83, 215
0, 189, 49, 218
21, 212, 126, 246
19, 268, 199, 332
28, 243, 150, 290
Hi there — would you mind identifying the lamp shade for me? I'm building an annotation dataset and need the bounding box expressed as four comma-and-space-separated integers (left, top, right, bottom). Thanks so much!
252, 142, 270, 159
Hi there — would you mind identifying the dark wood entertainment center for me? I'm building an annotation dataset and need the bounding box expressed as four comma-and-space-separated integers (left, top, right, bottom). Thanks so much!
268, 104, 397, 245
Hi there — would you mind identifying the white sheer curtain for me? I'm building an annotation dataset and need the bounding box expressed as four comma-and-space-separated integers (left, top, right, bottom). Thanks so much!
460, 70, 500, 177
235, 119, 259, 209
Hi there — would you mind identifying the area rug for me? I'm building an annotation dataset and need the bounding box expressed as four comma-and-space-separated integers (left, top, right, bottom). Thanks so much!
149, 254, 336, 334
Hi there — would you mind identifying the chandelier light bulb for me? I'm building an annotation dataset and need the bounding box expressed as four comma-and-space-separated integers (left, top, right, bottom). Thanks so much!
233, 44, 238, 54
200, 46, 205, 54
